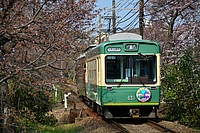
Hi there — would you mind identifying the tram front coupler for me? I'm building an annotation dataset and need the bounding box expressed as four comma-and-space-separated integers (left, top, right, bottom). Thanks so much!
129, 109, 140, 118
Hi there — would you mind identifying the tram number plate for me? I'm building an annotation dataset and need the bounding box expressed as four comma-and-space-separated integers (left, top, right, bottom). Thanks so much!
127, 95, 134, 100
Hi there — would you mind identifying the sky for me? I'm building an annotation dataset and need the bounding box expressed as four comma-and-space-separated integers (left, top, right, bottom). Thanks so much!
96, 0, 111, 10
96, 0, 111, 8
95, 0, 140, 32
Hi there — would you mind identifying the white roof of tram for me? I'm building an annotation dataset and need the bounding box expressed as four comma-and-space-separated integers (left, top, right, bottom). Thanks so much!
107, 32, 142, 41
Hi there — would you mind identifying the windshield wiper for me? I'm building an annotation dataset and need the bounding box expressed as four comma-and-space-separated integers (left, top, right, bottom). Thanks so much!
137, 76, 146, 87
138, 53, 147, 60
117, 78, 124, 87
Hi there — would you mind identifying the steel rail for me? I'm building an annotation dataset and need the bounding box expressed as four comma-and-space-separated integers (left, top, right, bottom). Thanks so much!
85, 108, 102, 119
147, 120, 177, 133
85, 108, 129, 132
110, 120, 130, 133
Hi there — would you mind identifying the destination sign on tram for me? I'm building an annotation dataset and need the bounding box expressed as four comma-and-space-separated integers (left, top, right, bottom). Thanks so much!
125, 44, 138, 51
107, 47, 121, 52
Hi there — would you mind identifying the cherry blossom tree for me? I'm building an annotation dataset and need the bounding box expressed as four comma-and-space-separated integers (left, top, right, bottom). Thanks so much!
0, 0, 98, 132
144, 0, 200, 128
144, 0, 199, 63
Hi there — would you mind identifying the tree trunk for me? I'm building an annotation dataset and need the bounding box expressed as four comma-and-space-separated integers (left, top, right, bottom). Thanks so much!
1, 81, 14, 133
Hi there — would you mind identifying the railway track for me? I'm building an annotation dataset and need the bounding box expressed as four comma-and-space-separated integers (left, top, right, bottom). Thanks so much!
68, 92, 177, 133
84, 108, 129, 132
115, 119, 178, 133
109, 120, 130, 133
64, 90, 194, 133
146, 120, 177, 133
84, 108, 176, 133
84, 108, 102, 120
84, 107, 178, 133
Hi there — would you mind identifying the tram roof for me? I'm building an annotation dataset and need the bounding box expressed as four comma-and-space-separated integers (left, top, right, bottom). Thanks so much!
106, 32, 142, 41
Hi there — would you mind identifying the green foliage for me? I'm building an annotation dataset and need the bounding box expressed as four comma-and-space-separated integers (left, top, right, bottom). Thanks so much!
162, 50, 200, 129
38, 125, 82, 133
35, 113, 58, 126
13, 121, 82, 133
14, 120, 37, 133
7, 78, 58, 132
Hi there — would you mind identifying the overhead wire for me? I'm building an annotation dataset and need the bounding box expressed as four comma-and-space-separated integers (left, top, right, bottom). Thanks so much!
116, 1, 139, 31
122, 0, 150, 31
99, 0, 148, 33
96, 0, 113, 32
116, 0, 130, 12
116, 10, 138, 27
123, 14, 139, 30
115, 0, 126, 8
100, 0, 127, 33
108, 1, 135, 20
105, 0, 129, 31
109, 0, 138, 31
126, 20, 139, 31
116, 1, 139, 26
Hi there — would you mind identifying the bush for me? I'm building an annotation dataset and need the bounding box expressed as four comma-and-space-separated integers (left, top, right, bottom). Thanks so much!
38, 125, 82, 133
7, 79, 58, 132
162, 50, 200, 129
35, 113, 58, 126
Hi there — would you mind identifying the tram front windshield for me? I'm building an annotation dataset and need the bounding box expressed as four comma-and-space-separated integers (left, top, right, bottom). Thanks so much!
105, 55, 157, 84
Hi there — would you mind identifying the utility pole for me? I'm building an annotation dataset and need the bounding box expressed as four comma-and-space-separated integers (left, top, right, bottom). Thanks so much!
139, 0, 144, 39
112, 0, 116, 34
98, 15, 102, 43
102, 0, 117, 34
102, 0, 139, 34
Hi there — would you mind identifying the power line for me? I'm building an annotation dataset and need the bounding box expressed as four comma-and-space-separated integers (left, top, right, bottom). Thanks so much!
116, 1, 139, 26
126, 20, 139, 31
115, 0, 126, 8
100, 0, 145, 34
116, 0, 131, 12
110, 0, 139, 32
123, 14, 139, 30
116, 10, 138, 27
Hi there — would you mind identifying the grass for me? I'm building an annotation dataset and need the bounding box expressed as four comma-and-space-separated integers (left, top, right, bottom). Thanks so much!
37, 124, 82, 133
